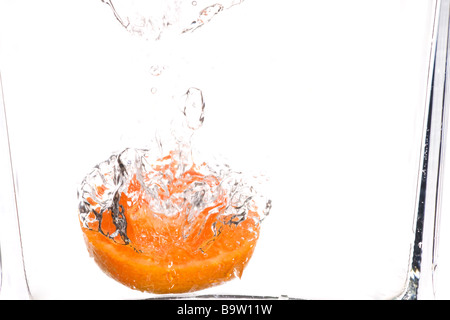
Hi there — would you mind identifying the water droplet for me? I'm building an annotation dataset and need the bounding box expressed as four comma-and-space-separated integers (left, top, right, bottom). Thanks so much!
149, 65, 166, 76
183, 87, 205, 131
192, 1, 197, 6
151, 87, 157, 94
183, 4, 224, 33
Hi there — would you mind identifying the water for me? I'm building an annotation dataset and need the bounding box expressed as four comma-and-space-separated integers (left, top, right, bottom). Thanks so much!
99, 0, 249, 114
101, 0, 245, 40
78, 2, 271, 265
78, 87, 271, 257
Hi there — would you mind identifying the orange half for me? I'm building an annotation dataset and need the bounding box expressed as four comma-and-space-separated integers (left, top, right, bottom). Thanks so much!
81, 161, 261, 294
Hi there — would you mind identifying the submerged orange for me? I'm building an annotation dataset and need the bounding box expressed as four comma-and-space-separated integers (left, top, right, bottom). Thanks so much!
81, 156, 261, 294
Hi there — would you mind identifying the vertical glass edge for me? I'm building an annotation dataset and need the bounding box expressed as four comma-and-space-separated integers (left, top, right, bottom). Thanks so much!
400, 0, 450, 300
0, 70, 31, 300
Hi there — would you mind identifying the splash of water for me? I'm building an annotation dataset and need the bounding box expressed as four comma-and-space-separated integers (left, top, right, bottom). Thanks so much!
101, 0, 245, 40
78, 88, 271, 254
100, 0, 247, 97
88, 0, 271, 258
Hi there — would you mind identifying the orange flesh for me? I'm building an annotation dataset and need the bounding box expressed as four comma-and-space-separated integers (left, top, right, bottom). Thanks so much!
81, 158, 261, 294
